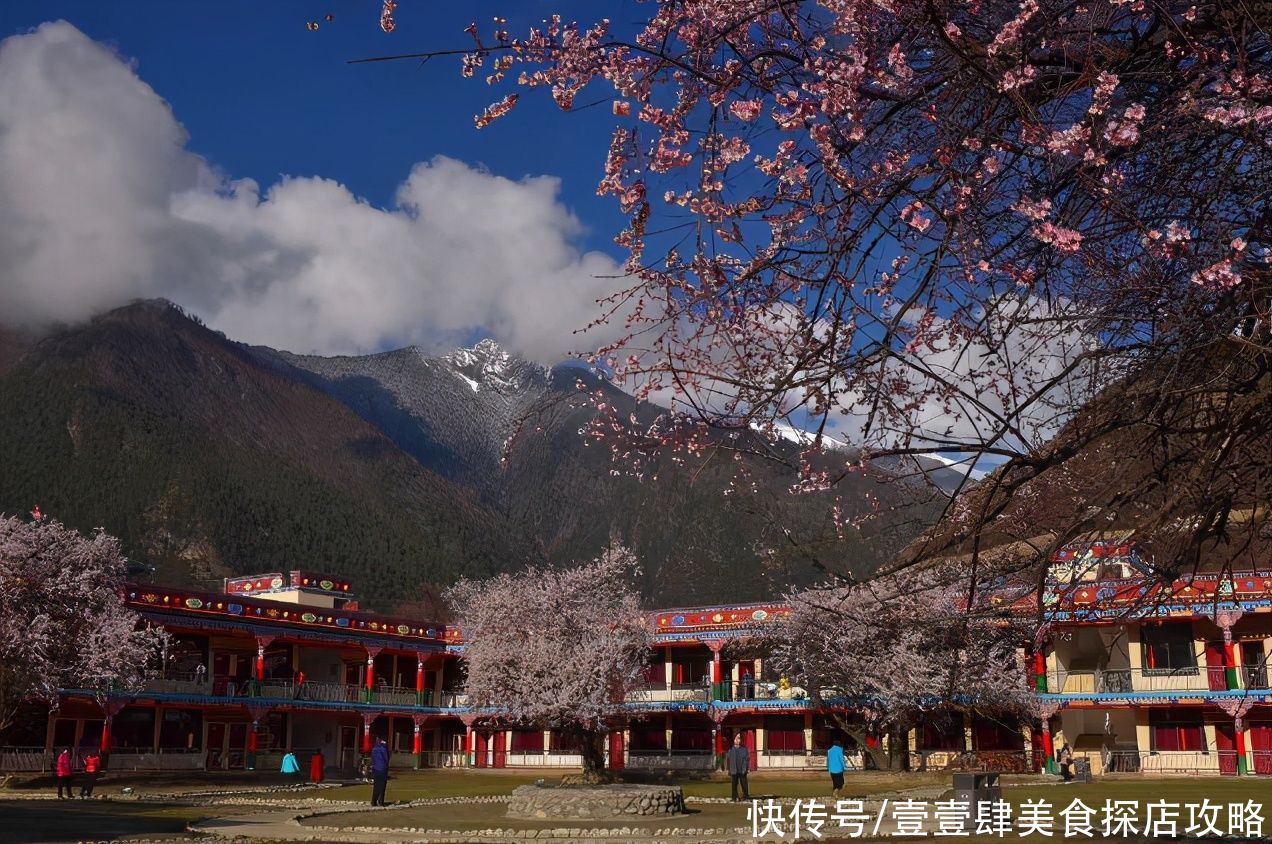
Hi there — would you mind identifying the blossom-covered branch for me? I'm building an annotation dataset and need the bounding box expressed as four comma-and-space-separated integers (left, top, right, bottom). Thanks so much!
0, 515, 164, 737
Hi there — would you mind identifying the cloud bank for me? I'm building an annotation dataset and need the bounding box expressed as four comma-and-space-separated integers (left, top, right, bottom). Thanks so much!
0, 22, 622, 360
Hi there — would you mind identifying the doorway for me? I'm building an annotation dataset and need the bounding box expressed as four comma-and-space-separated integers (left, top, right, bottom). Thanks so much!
206, 722, 248, 770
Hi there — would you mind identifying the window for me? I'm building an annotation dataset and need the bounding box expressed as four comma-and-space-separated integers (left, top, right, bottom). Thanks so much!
1141, 624, 1197, 672
921, 719, 966, 751
112, 707, 156, 750
510, 729, 544, 754
549, 731, 584, 754
811, 714, 855, 752
971, 716, 1023, 751
672, 657, 709, 686
158, 709, 203, 750
764, 715, 806, 754
1150, 709, 1204, 752
671, 716, 711, 751
627, 724, 667, 752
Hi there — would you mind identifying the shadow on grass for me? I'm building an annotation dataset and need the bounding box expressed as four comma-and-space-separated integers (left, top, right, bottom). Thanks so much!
0, 799, 218, 843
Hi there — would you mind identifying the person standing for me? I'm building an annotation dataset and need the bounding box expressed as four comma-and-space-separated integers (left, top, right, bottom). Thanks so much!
827, 738, 846, 799
1058, 745, 1075, 783
370, 737, 391, 807
280, 750, 300, 781
725, 733, 750, 802
79, 750, 101, 799
54, 748, 74, 800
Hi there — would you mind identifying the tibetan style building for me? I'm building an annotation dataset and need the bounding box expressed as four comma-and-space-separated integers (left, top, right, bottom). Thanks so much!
3, 543, 1271, 777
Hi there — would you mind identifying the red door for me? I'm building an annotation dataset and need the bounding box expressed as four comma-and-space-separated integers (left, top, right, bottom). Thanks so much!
474, 732, 488, 768
1205, 642, 1229, 691
212, 653, 231, 695
1250, 721, 1272, 775
227, 724, 247, 770
1215, 723, 1238, 776
492, 731, 506, 768
609, 731, 625, 771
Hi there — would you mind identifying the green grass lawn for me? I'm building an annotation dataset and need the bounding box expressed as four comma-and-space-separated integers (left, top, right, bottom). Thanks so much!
1003, 774, 1272, 807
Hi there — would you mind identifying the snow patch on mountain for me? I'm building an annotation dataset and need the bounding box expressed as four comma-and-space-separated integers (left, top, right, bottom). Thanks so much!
444, 338, 546, 393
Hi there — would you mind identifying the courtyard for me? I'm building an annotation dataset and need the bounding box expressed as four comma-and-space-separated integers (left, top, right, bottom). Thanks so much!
1, 768, 1268, 842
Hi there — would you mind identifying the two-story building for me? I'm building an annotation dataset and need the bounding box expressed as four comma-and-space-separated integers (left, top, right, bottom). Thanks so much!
3, 543, 1270, 778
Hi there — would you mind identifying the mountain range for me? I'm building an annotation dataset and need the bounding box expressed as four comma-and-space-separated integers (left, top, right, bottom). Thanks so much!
0, 300, 945, 610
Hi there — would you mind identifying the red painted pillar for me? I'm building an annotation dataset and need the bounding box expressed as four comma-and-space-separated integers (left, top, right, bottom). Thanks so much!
364, 652, 376, 703
1236, 717, 1249, 776
413, 724, 423, 754
743, 728, 757, 772
1033, 651, 1047, 692
100, 717, 113, 755
361, 720, 373, 754
255, 644, 266, 682
415, 659, 426, 693
1040, 719, 1055, 774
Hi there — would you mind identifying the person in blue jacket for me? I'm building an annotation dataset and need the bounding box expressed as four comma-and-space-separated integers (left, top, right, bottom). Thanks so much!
370, 737, 391, 806
827, 738, 846, 799
280, 750, 300, 780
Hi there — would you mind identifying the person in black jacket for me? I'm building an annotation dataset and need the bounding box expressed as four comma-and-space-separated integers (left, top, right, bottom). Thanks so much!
725, 734, 750, 802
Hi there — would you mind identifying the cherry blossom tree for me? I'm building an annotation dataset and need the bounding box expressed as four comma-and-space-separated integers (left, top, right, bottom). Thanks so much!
0, 515, 164, 738
373, 0, 1270, 580
773, 564, 1035, 770
444, 547, 650, 780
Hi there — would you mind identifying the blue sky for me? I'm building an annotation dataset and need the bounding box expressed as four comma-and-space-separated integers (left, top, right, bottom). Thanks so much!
0, 0, 628, 252
0, 2, 654, 359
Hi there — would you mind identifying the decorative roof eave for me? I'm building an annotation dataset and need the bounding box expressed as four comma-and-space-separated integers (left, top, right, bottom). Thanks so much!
1044, 599, 1272, 625
652, 626, 778, 644
1037, 690, 1272, 705
125, 583, 450, 646
652, 604, 789, 635
133, 609, 449, 654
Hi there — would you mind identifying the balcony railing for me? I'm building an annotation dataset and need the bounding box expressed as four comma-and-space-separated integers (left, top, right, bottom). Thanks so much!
125, 676, 467, 709
1104, 750, 1221, 774
908, 749, 1036, 773
626, 750, 715, 771
1049, 666, 1230, 694
1242, 665, 1270, 690
625, 681, 710, 703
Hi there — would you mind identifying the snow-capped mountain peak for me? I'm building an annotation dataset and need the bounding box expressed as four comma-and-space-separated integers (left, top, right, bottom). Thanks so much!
443, 339, 546, 393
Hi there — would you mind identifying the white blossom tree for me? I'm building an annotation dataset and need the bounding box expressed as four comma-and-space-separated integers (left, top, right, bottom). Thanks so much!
444, 547, 650, 780
0, 515, 164, 738
775, 565, 1035, 770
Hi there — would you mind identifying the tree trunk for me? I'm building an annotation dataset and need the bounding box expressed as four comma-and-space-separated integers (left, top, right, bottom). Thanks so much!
577, 730, 607, 783
845, 728, 897, 771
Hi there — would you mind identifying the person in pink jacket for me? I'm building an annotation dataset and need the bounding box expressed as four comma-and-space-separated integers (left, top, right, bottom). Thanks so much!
55, 748, 74, 799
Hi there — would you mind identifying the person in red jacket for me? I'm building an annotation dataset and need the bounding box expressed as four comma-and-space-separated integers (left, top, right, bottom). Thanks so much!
80, 750, 101, 798
54, 748, 74, 799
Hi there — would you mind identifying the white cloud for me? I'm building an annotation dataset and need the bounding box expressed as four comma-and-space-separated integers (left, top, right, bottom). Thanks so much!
0, 22, 623, 360
822, 295, 1104, 453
